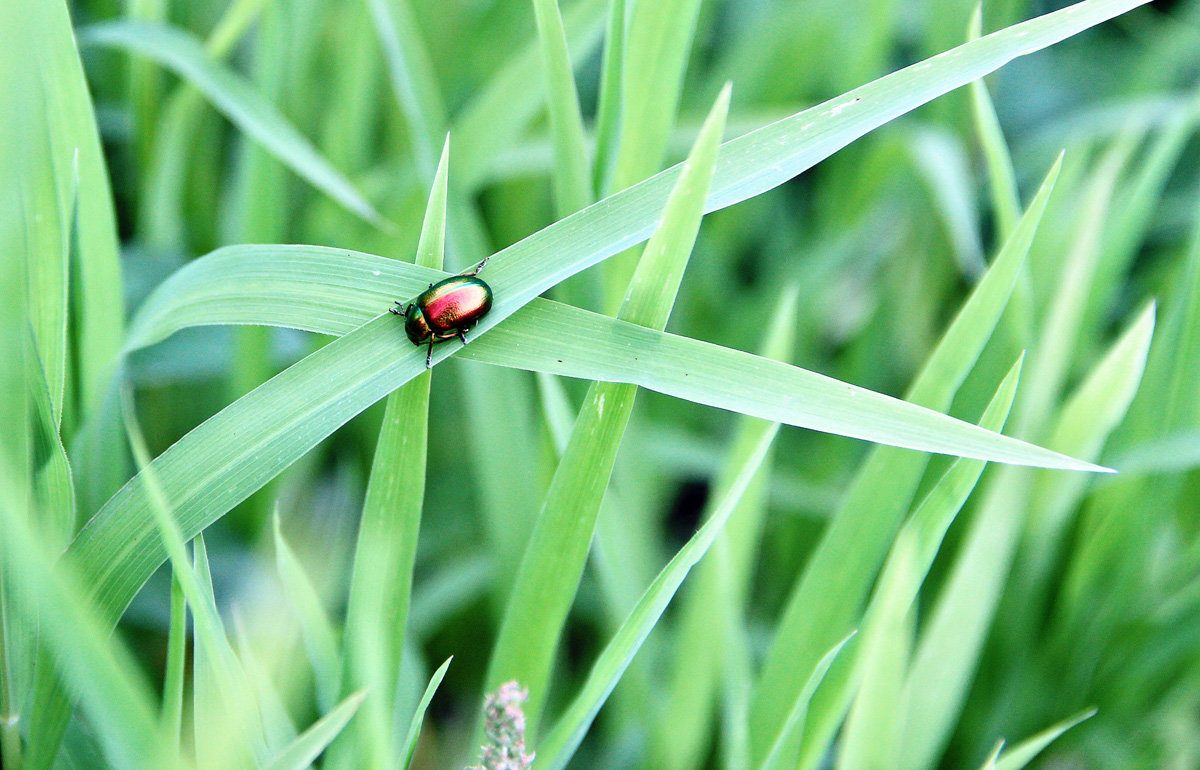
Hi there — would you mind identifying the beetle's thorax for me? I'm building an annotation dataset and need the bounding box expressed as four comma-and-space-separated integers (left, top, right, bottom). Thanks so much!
404, 304, 432, 344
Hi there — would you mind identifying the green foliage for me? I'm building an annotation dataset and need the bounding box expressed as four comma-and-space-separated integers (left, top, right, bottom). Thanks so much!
2, 0, 1197, 768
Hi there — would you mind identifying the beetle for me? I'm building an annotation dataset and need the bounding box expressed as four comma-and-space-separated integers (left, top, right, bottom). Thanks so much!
391, 257, 493, 367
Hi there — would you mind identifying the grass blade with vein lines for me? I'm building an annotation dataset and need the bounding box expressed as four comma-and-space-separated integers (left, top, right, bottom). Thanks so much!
326, 135, 449, 770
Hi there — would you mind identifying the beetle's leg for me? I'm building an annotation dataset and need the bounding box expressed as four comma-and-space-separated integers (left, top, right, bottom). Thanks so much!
389, 301, 403, 315
468, 256, 490, 276
426, 338, 434, 368
458, 328, 469, 346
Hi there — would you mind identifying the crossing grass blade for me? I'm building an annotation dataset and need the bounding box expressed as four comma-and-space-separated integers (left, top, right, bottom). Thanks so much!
759, 633, 857, 770
485, 83, 731, 738
835, 358, 1021, 769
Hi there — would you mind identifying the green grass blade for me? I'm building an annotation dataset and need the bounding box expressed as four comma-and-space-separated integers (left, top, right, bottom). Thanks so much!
22, 108, 70, 431
363, 0, 544, 603
327, 139, 447, 770
836, 358, 1021, 769
116, 229, 1101, 475
967, 4, 1021, 239
398, 657, 452, 770
485, 85, 730, 737
229, 609, 298, 754
890, 143, 1135, 768
364, 0, 445, 180
29, 328, 76, 546
1005, 303, 1158, 633
262, 691, 367, 770
272, 514, 342, 712
899, 304, 1155, 768
17, 0, 124, 422
908, 127, 986, 277
591, 0, 626, 196
530, 0, 594, 216
650, 286, 799, 770
161, 572, 186, 745
748, 155, 1060, 766
602, 0, 704, 305
452, 0, 608, 192
537, 424, 782, 770
1082, 99, 1200, 347
993, 708, 1096, 770
1055, 171, 1200, 638
141, 0, 270, 249
0, 493, 176, 770
610, 0, 703, 189
759, 633, 857, 770
123, 400, 265, 767
78, 21, 387, 228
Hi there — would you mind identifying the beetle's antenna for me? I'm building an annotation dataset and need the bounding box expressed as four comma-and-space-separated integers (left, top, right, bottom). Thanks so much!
469, 256, 490, 276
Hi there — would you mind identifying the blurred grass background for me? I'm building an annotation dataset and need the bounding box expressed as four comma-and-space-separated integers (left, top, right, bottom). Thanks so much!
3, 0, 1200, 767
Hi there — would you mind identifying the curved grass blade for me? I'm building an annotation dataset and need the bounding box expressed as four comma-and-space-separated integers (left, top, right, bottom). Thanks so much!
123, 396, 266, 767
262, 691, 367, 770
759, 632, 856, 770
993, 708, 1096, 770
537, 425, 781, 770
77, 21, 388, 228
398, 657, 452, 770
273, 514, 341, 713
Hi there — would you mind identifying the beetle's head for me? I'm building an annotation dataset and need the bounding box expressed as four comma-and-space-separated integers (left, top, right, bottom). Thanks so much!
403, 304, 431, 345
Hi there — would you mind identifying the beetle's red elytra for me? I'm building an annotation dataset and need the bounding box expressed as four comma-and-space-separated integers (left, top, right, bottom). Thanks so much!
391, 257, 493, 367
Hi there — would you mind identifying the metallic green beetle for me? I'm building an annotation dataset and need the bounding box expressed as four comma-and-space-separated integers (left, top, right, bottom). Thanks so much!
391, 257, 493, 367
